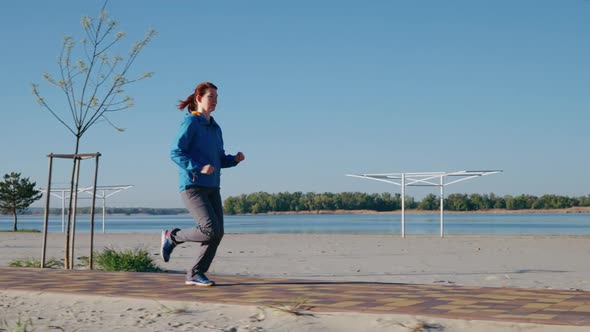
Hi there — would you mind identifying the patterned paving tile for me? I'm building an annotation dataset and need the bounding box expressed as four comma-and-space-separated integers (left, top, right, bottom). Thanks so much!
0, 267, 589, 326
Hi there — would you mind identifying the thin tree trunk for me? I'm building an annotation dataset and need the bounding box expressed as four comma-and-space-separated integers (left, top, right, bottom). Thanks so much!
64, 136, 81, 269
12, 208, 17, 232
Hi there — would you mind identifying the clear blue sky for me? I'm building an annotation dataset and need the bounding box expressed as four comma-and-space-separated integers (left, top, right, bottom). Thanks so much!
1, 1, 589, 208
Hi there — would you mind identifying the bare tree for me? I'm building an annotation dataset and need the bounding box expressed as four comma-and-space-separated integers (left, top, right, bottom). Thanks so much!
32, 0, 155, 268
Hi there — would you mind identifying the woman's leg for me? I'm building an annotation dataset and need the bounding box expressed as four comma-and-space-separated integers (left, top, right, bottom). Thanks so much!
174, 187, 223, 280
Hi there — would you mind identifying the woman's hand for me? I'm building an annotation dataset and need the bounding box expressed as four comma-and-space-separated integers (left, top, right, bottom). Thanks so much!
235, 152, 245, 163
201, 164, 215, 174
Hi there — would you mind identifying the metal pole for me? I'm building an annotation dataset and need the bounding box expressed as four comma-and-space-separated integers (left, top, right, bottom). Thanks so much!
41, 155, 54, 269
61, 190, 65, 233
89, 153, 100, 270
440, 176, 445, 238
102, 190, 106, 234
70, 157, 81, 269
401, 173, 405, 238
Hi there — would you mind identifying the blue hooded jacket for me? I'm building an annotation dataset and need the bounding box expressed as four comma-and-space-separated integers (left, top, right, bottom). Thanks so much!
171, 113, 238, 190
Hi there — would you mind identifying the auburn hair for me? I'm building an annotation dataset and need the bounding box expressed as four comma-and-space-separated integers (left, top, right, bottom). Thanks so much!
177, 82, 218, 112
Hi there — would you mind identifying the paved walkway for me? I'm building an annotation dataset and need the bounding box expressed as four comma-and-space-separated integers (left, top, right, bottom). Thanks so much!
1, 267, 589, 326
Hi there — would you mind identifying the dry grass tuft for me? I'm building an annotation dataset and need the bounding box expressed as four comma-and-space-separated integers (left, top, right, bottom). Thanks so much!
394, 320, 445, 332
159, 303, 190, 314
266, 297, 316, 317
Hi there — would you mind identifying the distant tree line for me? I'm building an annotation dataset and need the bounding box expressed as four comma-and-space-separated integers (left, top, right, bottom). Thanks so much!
223, 192, 590, 215
19, 207, 188, 216
7, 192, 590, 217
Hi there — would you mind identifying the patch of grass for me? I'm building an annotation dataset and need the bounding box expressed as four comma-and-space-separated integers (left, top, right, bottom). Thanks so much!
1, 315, 35, 332
80, 247, 162, 272
267, 297, 315, 317
9, 257, 63, 268
0, 229, 41, 233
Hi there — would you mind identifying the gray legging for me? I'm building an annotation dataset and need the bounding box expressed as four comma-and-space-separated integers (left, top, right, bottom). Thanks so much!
172, 186, 224, 280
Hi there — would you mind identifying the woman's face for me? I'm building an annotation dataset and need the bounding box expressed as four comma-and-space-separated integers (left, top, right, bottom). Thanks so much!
197, 88, 218, 113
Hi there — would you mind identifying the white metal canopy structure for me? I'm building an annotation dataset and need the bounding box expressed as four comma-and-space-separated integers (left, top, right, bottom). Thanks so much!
40, 185, 133, 234
347, 170, 502, 237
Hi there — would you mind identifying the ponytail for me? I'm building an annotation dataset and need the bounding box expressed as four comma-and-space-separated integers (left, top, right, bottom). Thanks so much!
177, 93, 196, 113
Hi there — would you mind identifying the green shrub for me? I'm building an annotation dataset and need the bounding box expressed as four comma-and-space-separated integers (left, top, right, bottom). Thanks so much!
81, 247, 161, 272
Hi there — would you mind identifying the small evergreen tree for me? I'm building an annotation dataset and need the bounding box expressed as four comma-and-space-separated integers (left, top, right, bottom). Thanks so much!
0, 172, 43, 231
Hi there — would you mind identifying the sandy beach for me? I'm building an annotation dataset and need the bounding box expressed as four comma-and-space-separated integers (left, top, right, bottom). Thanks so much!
1, 232, 589, 331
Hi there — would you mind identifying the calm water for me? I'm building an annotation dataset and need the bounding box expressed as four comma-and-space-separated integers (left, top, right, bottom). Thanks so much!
1, 213, 590, 236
